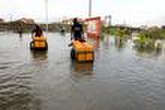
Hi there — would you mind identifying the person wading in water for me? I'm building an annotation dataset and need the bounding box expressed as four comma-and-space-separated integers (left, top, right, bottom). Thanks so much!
32, 24, 43, 38
71, 18, 85, 41
69, 18, 85, 47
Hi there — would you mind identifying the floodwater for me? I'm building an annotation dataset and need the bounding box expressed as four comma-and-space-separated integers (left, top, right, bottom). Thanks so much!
0, 32, 165, 110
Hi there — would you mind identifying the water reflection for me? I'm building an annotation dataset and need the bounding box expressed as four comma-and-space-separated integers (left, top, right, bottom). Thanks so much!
133, 38, 165, 58
102, 35, 110, 48
30, 51, 48, 61
1, 33, 165, 110
101, 35, 165, 58
133, 45, 162, 58
87, 37, 100, 49
0, 89, 41, 110
71, 61, 93, 72
115, 36, 126, 49
60, 31, 66, 37
70, 61, 94, 78
18, 33, 25, 42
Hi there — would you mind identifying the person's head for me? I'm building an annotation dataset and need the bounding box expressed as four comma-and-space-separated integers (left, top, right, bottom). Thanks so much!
73, 18, 78, 24
34, 24, 40, 30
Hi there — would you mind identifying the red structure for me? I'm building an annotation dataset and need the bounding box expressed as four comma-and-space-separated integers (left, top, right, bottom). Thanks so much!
85, 17, 102, 38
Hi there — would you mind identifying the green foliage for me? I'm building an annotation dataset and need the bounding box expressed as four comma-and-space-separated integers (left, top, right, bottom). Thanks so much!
102, 26, 111, 34
102, 26, 131, 38
135, 27, 165, 48
140, 28, 165, 39
115, 28, 131, 38
136, 34, 155, 48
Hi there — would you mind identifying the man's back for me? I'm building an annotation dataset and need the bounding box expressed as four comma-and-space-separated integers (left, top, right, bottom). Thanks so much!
71, 22, 83, 39
32, 25, 43, 37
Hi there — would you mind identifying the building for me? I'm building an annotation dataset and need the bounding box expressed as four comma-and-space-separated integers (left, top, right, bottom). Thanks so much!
162, 25, 165, 29
62, 18, 73, 25
17, 18, 35, 24
0, 18, 4, 23
62, 18, 84, 25
139, 25, 148, 30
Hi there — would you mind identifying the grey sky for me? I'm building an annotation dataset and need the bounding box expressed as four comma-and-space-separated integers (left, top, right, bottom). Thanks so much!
0, 0, 165, 26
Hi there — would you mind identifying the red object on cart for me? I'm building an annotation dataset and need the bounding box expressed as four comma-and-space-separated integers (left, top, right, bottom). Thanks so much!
85, 17, 102, 38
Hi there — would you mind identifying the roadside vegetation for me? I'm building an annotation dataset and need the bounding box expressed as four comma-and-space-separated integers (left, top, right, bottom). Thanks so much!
102, 26, 131, 38
102, 25, 165, 49
134, 27, 165, 48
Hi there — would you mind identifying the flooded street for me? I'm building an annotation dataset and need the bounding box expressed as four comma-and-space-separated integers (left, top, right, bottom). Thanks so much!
0, 32, 165, 110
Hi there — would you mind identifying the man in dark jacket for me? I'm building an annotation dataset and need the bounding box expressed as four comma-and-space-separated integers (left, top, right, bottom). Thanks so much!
32, 24, 43, 37
71, 18, 84, 41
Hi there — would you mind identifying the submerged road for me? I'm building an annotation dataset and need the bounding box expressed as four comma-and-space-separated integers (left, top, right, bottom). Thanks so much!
0, 32, 165, 110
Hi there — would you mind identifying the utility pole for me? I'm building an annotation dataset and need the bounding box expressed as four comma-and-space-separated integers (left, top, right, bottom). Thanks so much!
89, 0, 92, 17
8, 14, 13, 22
106, 15, 112, 26
45, 0, 48, 35
9, 14, 13, 32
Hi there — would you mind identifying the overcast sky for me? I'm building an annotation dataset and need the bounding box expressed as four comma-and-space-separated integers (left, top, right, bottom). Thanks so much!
0, 0, 165, 26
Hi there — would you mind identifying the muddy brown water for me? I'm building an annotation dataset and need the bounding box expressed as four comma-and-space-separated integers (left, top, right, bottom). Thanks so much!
0, 32, 165, 110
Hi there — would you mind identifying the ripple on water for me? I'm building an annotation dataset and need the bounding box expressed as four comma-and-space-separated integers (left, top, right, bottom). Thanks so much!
0, 34, 165, 110
0, 64, 36, 110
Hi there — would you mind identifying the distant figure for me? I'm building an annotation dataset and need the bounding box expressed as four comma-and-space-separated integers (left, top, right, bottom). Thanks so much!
18, 23, 23, 38
18, 29, 23, 38
60, 26, 65, 33
32, 24, 43, 37
71, 18, 84, 41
